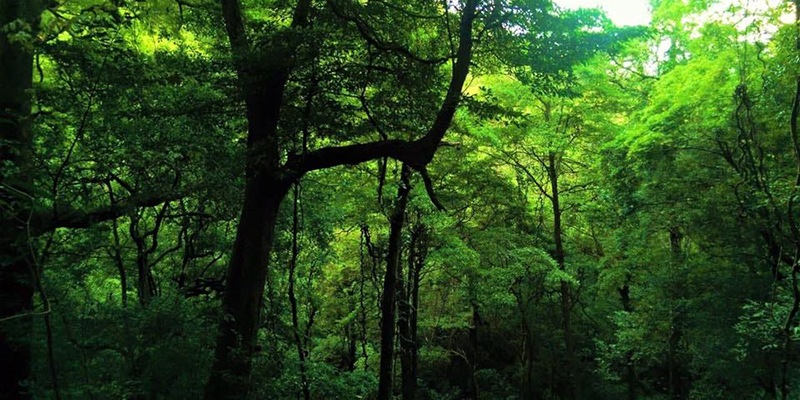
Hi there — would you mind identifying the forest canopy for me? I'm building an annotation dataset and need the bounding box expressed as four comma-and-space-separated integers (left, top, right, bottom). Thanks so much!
2, 0, 800, 399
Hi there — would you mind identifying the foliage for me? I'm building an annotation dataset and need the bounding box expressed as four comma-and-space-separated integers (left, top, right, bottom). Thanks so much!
4, 0, 800, 399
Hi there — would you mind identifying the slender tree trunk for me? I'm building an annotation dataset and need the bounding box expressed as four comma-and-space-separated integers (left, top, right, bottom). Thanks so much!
524, 322, 542, 399
515, 290, 543, 400
342, 324, 358, 371
130, 216, 146, 305
398, 262, 413, 400
781, 249, 800, 400
548, 152, 578, 399
289, 183, 311, 400
619, 283, 638, 400
107, 186, 128, 309
132, 233, 153, 306
760, 373, 778, 400
667, 228, 685, 399
129, 203, 168, 306
43, 311, 61, 400
359, 227, 372, 371
378, 164, 412, 400
395, 223, 427, 398
469, 303, 481, 399
409, 236, 423, 391
0, 2, 44, 398
178, 227, 194, 290
399, 227, 417, 400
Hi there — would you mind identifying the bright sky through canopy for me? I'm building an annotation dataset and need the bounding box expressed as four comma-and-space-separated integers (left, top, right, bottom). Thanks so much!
554, 0, 651, 26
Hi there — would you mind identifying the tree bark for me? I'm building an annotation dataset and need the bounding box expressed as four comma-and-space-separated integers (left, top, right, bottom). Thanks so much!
515, 287, 543, 400
469, 302, 481, 399
548, 151, 578, 399
399, 224, 422, 400
667, 228, 686, 399
398, 247, 414, 400
378, 164, 412, 400
289, 183, 311, 400
203, 175, 289, 399
0, 1, 44, 398
409, 230, 424, 392
523, 320, 542, 399
204, 0, 303, 395
129, 203, 169, 306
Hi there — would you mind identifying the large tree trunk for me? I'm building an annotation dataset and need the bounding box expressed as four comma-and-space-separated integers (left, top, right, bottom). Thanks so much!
378, 164, 412, 400
204, 0, 298, 395
204, 173, 289, 399
0, 2, 44, 398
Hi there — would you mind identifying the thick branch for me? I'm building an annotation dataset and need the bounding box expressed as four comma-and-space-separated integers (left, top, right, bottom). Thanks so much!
286, 0, 476, 178
419, 167, 446, 211
34, 191, 184, 233
219, 0, 250, 74
287, 139, 422, 176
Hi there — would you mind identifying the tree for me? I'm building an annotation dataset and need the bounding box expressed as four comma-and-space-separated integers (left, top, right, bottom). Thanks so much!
204, 0, 479, 396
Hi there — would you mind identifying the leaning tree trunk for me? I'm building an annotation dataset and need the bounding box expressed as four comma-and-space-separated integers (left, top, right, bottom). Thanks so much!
204, 170, 289, 399
203, 71, 290, 398
0, 2, 44, 398
203, 0, 301, 394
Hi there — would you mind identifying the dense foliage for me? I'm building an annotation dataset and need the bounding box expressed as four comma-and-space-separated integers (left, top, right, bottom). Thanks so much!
2, 0, 800, 399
